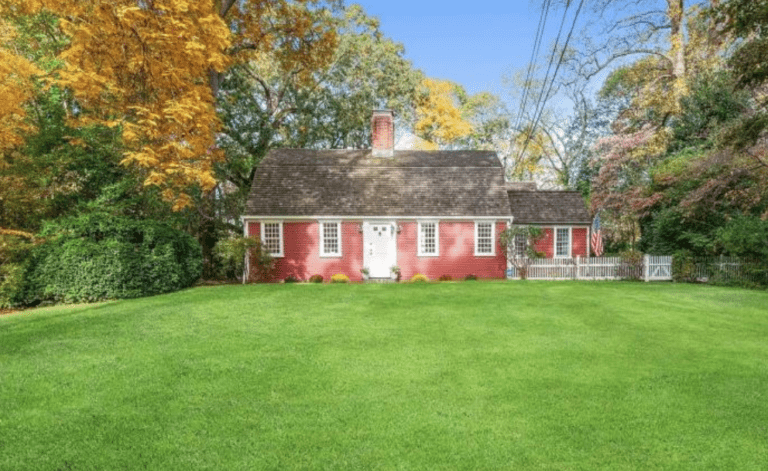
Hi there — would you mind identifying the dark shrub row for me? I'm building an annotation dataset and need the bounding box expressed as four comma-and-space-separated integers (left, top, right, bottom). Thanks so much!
13, 214, 201, 305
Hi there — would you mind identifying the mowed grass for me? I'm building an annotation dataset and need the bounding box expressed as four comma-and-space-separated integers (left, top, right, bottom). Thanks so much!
1, 282, 767, 470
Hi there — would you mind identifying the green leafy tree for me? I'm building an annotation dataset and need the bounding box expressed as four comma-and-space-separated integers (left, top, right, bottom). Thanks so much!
499, 226, 545, 279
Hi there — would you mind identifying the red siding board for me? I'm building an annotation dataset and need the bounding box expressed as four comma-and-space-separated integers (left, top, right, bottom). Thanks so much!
534, 228, 554, 258
572, 227, 587, 257
248, 220, 507, 281
269, 222, 364, 281
397, 221, 507, 280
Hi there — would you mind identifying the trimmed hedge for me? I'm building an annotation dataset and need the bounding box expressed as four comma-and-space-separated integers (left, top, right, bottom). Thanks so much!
22, 215, 201, 304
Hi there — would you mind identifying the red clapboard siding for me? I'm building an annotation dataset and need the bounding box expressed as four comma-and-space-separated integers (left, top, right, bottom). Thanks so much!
397, 221, 507, 281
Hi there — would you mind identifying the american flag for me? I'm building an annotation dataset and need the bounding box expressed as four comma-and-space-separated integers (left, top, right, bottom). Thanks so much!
591, 212, 604, 257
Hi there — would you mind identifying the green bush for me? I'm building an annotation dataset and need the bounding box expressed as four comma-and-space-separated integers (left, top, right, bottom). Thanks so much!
309, 274, 324, 283
284, 275, 300, 283
23, 215, 202, 304
672, 250, 697, 283
618, 250, 644, 281
0, 233, 37, 308
438, 274, 453, 281
0, 263, 24, 308
214, 236, 274, 282
464, 274, 478, 281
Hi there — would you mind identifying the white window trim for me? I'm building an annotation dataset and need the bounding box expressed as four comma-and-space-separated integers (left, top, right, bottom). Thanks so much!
260, 221, 284, 258
474, 221, 496, 256
319, 220, 342, 257
417, 220, 440, 257
514, 232, 528, 258
554, 226, 572, 258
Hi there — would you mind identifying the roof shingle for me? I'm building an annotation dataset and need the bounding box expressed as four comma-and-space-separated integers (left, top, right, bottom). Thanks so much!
507, 190, 591, 224
246, 149, 511, 217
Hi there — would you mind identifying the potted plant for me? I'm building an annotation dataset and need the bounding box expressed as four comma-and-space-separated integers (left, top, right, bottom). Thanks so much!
361, 267, 370, 280
390, 265, 401, 281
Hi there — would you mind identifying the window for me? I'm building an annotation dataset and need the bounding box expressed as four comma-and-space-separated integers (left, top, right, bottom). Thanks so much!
514, 234, 527, 258
555, 227, 571, 258
261, 221, 283, 257
475, 221, 495, 256
320, 221, 341, 257
418, 221, 439, 256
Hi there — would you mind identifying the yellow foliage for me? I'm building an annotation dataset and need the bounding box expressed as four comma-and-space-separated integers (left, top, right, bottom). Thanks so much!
415, 78, 473, 148
330, 273, 350, 283
0, 0, 337, 210
0, 19, 42, 155
409, 273, 428, 282
0, 228, 35, 239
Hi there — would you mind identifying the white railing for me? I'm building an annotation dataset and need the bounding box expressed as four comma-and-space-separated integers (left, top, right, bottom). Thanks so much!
645, 255, 673, 281
508, 254, 673, 282
693, 256, 748, 283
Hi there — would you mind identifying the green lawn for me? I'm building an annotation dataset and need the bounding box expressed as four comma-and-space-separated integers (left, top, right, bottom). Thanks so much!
1, 282, 767, 470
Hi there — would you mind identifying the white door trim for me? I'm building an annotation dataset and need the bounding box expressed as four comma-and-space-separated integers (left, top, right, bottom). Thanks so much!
363, 221, 397, 278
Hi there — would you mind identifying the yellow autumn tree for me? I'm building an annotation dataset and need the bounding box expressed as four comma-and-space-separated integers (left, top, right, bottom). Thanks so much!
0, 18, 41, 156
414, 78, 473, 149
0, 0, 338, 210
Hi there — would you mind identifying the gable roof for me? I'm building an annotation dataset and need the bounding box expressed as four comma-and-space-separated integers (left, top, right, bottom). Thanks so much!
507, 190, 591, 225
245, 149, 512, 218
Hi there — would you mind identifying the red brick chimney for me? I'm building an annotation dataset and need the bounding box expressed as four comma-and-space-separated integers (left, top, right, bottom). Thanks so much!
371, 109, 394, 157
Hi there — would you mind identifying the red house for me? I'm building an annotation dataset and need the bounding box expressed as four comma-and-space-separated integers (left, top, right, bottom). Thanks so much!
243, 110, 591, 282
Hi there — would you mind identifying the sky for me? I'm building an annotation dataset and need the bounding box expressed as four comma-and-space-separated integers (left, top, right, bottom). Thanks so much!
350, 0, 566, 109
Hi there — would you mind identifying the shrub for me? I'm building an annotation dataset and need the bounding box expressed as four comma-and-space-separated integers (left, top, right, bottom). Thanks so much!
410, 273, 428, 282
0, 233, 36, 308
0, 263, 24, 308
438, 274, 453, 281
214, 236, 273, 282
330, 273, 350, 283
309, 274, 324, 283
23, 214, 202, 304
284, 275, 300, 283
617, 250, 643, 281
672, 250, 697, 283
245, 241, 277, 283
464, 274, 478, 281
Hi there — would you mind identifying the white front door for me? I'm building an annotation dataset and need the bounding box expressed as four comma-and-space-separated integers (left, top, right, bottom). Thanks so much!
364, 221, 397, 278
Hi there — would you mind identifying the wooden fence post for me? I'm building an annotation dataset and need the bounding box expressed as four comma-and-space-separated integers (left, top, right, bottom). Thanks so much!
575, 255, 580, 280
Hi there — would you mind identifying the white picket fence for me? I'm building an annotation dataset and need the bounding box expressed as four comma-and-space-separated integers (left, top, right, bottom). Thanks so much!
507, 255, 673, 282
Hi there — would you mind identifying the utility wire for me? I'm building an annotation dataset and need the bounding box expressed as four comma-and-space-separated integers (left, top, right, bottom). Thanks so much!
516, 0, 585, 165
512, 0, 552, 135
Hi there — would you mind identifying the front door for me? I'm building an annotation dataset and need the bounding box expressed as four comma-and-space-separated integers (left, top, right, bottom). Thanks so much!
364, 222, 396, 278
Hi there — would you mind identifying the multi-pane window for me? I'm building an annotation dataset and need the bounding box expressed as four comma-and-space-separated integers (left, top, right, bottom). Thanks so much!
320, 221, 341, 257
418, 221, 438, 256
555, 227, 571, 257
514, 234, 527, 258
262, 222, 283, 257
475, 222, 495, 256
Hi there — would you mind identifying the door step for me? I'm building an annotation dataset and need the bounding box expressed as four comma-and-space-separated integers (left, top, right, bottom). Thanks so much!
364, 278, 396, 284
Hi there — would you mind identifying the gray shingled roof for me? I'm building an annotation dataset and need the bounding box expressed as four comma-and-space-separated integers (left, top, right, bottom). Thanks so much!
245, 149, 512, 217
507, 190, 591, 224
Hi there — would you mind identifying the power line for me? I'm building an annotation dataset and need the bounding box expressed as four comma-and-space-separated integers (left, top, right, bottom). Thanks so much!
516, 0, 585, 166
512, 0, 552, 135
